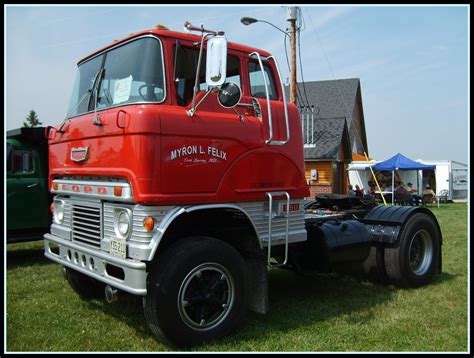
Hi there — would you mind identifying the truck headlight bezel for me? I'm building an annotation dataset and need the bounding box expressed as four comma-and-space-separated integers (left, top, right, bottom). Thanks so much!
53, 199, 65, 224
113, 208, 132, 239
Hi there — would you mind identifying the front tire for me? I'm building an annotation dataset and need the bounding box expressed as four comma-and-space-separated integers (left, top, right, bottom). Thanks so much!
64, 266, 105, 299
144, 236, 249, 348
384, 213, 441, 288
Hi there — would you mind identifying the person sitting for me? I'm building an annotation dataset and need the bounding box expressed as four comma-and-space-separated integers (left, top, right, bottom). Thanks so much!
347, 184, 355, 196
354, 184, 364, 198
364, 182, 376, 202
394, 182, 409, 205
422, 184, 436, 197
421, 184, 437, 206
406, 182, 421, 206
368, 184, 376, 197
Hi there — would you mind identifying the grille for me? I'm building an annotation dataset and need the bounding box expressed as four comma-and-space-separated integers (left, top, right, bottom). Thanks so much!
72, 203, 102, 247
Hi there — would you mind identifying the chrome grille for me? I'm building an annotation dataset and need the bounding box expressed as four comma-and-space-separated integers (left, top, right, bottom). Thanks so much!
72, 203, 102, 247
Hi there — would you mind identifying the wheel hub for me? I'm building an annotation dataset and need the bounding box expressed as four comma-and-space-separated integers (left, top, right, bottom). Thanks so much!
178, 263, 234, 330
408, 229, 434, 276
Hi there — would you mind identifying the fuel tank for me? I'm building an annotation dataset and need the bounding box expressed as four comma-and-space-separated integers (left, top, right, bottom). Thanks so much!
292, 218, 372, 273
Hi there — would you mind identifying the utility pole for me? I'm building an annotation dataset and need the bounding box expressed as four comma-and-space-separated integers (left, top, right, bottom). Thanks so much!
287, 6, 298, 105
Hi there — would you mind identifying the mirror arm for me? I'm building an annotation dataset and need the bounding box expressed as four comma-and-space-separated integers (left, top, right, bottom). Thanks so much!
190, 33, 213, 113
187, 89, 213, 117
232, 107, 245, 122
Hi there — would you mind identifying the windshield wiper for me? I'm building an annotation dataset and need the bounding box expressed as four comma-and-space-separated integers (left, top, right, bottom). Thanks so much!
57, 67, 103, 133
92, 67, 105, 126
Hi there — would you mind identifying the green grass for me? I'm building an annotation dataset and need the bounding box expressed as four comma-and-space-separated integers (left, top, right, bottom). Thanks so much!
6, 203, 468, 352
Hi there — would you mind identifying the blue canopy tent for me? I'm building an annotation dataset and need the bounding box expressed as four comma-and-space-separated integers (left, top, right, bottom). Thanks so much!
369, 153, 436, 204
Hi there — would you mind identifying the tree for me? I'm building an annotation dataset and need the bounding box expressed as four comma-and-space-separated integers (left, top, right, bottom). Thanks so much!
23, 110, 42, 128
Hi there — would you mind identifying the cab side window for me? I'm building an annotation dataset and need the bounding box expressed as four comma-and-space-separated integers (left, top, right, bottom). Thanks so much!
9, 149, 34, 174
248, 61, 278, 100
174, 44, 241, 106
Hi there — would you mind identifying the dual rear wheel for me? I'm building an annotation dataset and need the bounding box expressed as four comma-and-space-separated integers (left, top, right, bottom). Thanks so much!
363, 213, 441, 288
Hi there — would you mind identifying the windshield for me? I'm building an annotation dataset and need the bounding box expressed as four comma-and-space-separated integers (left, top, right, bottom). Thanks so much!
66, 36, 165, 118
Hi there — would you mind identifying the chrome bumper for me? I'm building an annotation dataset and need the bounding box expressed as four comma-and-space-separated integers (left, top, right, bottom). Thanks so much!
44, 233, 147, 295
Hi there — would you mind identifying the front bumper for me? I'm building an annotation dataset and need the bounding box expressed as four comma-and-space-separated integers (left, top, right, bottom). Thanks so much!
44, 233, 147, 295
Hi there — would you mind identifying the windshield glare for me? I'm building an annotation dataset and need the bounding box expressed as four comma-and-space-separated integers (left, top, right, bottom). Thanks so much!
66, 36, 165, 118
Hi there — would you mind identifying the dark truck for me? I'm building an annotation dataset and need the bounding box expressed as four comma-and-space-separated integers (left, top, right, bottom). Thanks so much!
7, 127, 51, 243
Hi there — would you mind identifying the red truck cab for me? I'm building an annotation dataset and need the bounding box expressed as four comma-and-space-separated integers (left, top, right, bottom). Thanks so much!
47, 27, 309, 205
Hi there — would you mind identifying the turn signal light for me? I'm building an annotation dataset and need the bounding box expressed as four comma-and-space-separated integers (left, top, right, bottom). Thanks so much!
143, 217, 155, 232
114, 186, 123, 197
53, 183, 59, 190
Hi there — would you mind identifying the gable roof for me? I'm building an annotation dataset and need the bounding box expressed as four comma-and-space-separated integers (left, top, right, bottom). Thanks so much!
288, 78, 359, 120
304, 117, 351, 161
285, 78, 368, 154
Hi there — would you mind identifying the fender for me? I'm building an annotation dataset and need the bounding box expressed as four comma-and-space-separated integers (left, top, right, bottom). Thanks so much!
146, 203, 262, 261
361, 205, 443, 246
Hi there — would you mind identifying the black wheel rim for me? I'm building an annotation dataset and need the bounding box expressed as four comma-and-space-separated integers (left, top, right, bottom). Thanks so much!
408, 229, 433, 276
178, 262, 234, 330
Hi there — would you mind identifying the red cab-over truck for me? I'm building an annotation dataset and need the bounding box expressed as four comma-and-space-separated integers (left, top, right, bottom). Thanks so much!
43, 22, 442, 347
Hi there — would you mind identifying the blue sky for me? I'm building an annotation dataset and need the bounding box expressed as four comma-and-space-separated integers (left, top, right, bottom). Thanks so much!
5, 5, 469, 164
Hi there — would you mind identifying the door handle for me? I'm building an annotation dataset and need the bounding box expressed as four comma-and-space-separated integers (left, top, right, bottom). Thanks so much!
117, 110, 130, 129
27, 183, 38, 188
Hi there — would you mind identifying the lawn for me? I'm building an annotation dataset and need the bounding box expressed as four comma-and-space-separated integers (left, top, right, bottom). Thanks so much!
6, 203, 468, 352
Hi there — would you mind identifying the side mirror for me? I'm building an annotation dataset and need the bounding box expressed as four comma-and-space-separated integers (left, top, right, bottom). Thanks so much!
217, 82, 242, 109
206, 35, 227, 87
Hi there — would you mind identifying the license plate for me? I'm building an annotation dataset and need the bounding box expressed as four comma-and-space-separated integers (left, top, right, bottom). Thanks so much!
110, 236, 126, 258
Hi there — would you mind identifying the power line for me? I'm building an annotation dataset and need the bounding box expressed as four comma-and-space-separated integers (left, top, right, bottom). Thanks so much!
297, 27, 312, 110
304, 7, 367, 156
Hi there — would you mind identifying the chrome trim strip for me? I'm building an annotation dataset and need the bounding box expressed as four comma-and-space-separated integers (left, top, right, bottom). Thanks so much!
146, 201, 307, 261
146, 204, 263, 261
52, 179, 133, 203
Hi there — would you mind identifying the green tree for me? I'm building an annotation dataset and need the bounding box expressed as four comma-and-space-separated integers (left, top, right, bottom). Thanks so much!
23, 110, 42, 128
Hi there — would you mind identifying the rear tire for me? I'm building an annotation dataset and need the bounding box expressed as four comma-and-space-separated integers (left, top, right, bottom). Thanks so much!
363, 246, 390, 284
384, 213, 440, 288
143, 236, 249, 348
64, 266, 105, 299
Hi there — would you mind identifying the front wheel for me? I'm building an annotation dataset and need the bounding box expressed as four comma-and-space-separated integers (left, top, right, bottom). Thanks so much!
143, 236, 249, 348
384, 213, 441, 288
64, 266, 105, 299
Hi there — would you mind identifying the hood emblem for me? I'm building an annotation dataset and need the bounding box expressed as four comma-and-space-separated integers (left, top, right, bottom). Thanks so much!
71, 147, 89, 162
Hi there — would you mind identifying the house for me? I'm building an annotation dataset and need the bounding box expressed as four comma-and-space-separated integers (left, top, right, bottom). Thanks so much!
285, 78, 370, 198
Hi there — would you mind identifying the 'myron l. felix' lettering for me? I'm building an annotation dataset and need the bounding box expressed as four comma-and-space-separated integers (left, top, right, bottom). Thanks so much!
170, 145, 227, 161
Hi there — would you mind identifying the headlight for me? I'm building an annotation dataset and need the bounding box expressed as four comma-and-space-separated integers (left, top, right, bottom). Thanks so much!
114, 208, 132, 238
53, 199, 65, 224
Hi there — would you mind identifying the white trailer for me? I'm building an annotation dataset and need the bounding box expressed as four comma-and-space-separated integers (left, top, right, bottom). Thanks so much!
414, 160, 468, 200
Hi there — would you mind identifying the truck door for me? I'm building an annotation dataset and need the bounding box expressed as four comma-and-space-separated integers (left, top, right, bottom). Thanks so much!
160, 42, 262, 195
7, 143, 48, 231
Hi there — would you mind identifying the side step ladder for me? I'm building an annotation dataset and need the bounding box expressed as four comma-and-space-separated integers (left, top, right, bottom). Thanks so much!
266, 191, 290, 268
